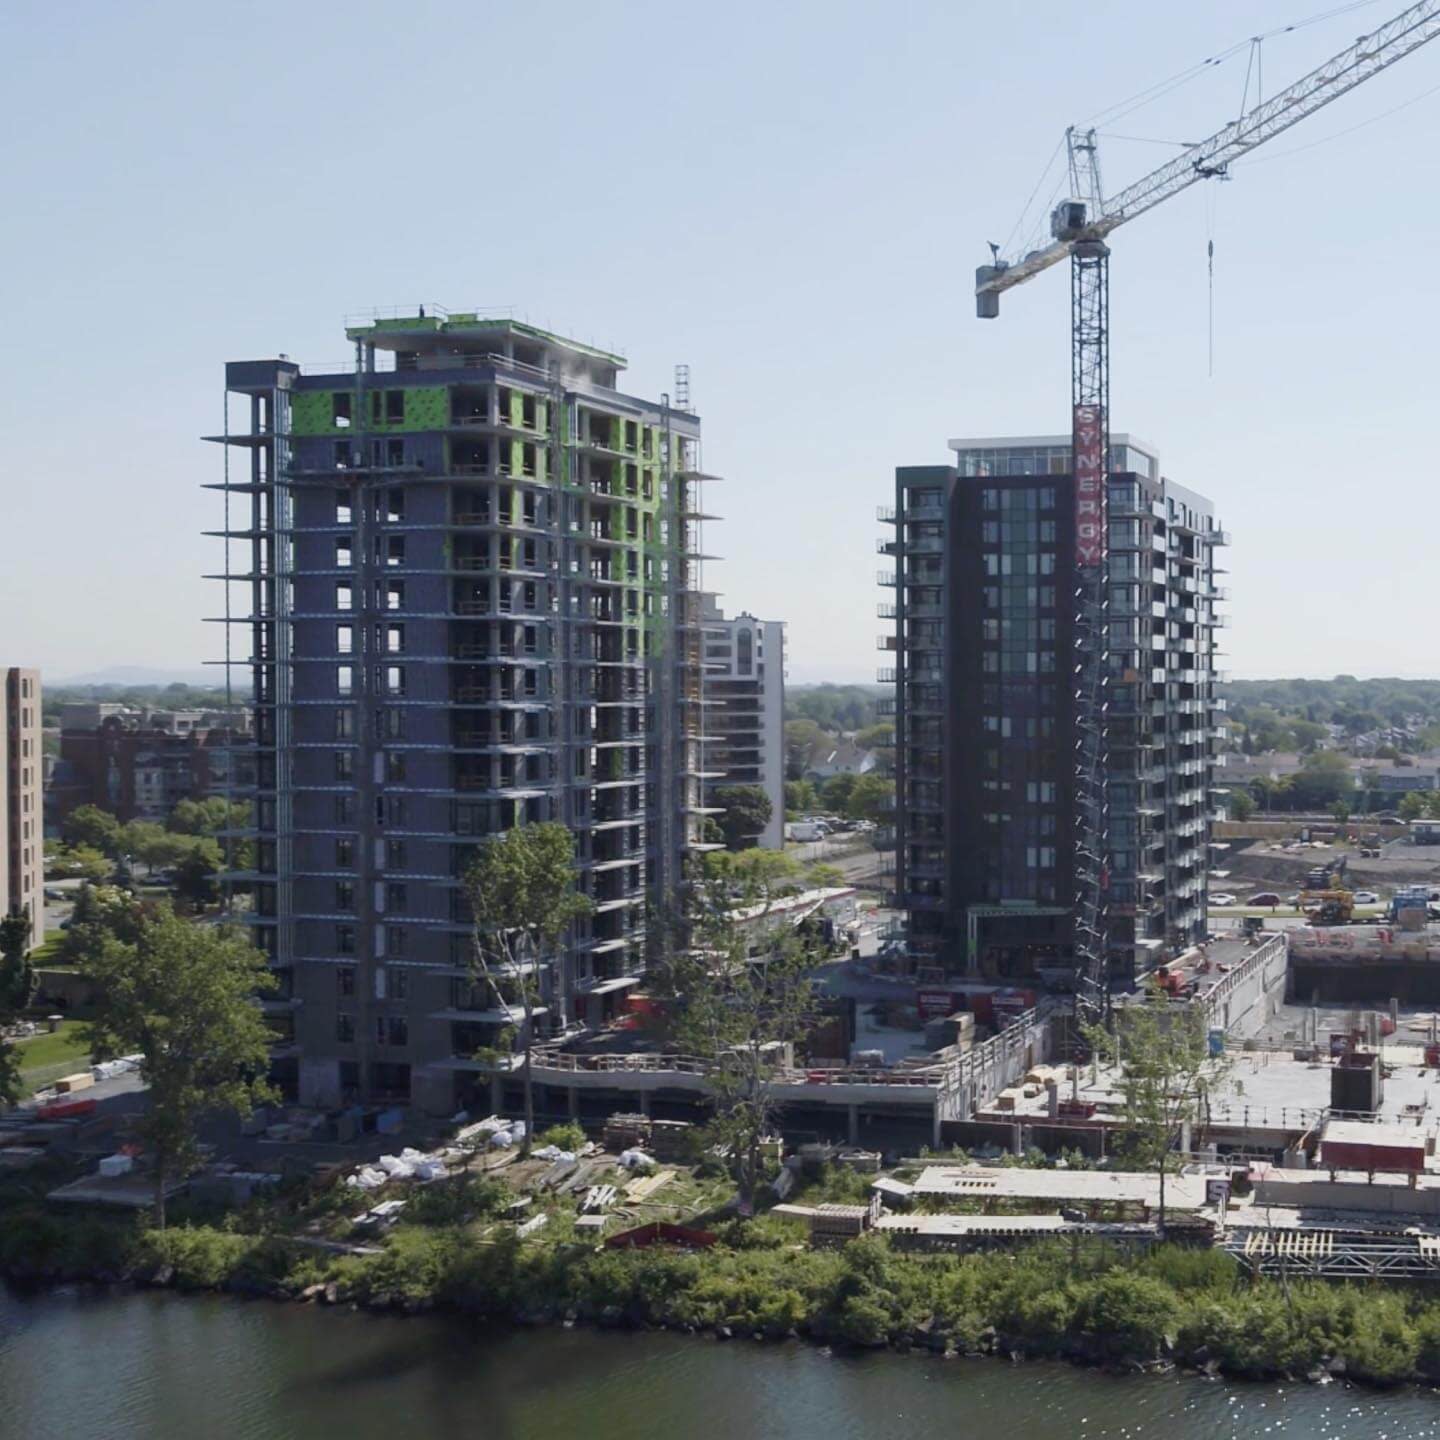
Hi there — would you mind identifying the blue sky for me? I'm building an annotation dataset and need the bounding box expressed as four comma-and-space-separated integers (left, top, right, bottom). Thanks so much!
4, 0, 1438, 683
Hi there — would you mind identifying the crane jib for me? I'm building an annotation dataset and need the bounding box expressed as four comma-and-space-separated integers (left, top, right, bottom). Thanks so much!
976, 0, 1440, 311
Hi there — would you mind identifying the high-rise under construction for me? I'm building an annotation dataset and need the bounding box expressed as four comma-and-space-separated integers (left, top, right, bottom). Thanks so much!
210, 311, 717, 1115
882, 433, 1227, 991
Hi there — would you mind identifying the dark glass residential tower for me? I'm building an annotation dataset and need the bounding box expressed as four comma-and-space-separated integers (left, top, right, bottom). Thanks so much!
882, 435, 1227, 993
209, 314, 717, 1115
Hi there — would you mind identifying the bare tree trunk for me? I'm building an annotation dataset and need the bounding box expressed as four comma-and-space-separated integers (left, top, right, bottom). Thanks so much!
521, 1007, 535, 1159
1158, 1153, 1166, 1235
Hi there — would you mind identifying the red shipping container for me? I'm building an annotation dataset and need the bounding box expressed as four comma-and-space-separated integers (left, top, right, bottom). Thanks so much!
37, 1098, 98, 1121
1320, 1121, 1425, 1173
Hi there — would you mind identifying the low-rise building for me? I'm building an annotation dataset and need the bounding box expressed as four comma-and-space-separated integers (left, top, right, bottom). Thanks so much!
49, 704, 253, 823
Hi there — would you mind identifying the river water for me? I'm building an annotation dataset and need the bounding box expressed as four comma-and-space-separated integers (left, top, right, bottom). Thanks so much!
5, 1285, 1440, 1439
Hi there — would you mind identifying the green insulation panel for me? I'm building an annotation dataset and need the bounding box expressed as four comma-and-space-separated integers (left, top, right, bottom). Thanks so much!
289, 386, 449, 436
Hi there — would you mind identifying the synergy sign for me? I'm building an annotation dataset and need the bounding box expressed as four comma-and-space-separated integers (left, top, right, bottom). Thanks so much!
1073, 404, 1105, 567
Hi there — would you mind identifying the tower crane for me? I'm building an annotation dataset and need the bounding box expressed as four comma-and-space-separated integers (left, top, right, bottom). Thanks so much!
976, 1, 1440, 1025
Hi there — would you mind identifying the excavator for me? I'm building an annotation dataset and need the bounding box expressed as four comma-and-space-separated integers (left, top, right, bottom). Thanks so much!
1299, 889, 1356, 926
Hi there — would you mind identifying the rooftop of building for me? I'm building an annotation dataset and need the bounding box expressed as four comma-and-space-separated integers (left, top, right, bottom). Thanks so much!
946, 431, 1158, 460
59, 702, 249, 734
343, 308, 625, 371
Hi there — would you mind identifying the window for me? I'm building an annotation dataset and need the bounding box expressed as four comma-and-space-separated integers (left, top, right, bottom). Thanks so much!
335, 582, 352, 611
382, 665, 405, 696
336, 1014, 355, 1043
335, 707, 355, 739
337, 665, 354, 696
390, 967, 409, 1001
336, 624, 354, 655
382, 708, 405, 739
335, 795, 355, 825
386, 838, 407, 869
336, 924, 356, 955
378, 1016, 408, 1047
386, 883, 409, 913
332, 393, 352, 428
385, 924, 408, 956
335, 838, 354, 868
382, 579, 404, 611
382, 623, 404, 654
387, 391, 404, 424
335, 751, 354, 782
385, 752, 406, 783
335, 488, 353, 523
335, 880, 355, 911
386, 441, 404, 469
335, 538, 353, 568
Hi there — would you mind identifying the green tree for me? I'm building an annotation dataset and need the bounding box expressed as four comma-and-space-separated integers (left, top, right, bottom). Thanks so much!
1331, 800, 1351, 824
852, 721, 894, 752
168, 796, 248, 837
654, 856, 820, 1214
59, 884, 149, 970
463, 823, 591, 1154
83, 910, 277, 1225
121, 820, 174, 874
1400, 791, 1427, 822
819, 772, 858, 815
172, 837, 223, 909
1226, 788, 1255, 822
783, 719, 826, 781
705, 847, 800, 897
51, 844, 113, 884
714, 785, 774, 851
0, 913, 37, 1106
1288, 751, 1353, 811
783, 779, 817, 817
1084, 997, 1228, 1231
805, 863, 847, 889
63, 804, 123, 857
845, 773, 895, 823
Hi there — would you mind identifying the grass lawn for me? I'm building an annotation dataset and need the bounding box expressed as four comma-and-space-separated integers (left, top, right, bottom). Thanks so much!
28, 934, 70, 968
13, 1021, 92, 1099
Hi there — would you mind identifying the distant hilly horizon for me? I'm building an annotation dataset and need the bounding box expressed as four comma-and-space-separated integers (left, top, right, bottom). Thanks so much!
52, 665, 218, 689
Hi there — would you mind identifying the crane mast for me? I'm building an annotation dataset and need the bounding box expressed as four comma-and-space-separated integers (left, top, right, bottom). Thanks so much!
975, 1, 1440, 1024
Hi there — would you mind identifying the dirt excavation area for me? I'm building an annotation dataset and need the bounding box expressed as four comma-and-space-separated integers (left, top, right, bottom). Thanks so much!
1223, 838, 1440, 896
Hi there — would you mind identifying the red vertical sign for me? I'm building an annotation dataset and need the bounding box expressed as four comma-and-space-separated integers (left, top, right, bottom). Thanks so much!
1073, 404, 1105, 567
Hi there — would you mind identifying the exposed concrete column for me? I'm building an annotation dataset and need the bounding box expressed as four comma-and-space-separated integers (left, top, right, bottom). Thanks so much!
638, 1088, 651, 1117
568, 1085, 580, 1120
847, 1104, 859, 1145
1011, 1123, 1023, 1157
490, 1075, 503, 1114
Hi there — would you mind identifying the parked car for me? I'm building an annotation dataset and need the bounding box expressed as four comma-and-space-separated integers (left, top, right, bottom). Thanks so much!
1209, 893, 1238, 906
1352, 890, 1380, 905
1248, 892, 1282, 907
